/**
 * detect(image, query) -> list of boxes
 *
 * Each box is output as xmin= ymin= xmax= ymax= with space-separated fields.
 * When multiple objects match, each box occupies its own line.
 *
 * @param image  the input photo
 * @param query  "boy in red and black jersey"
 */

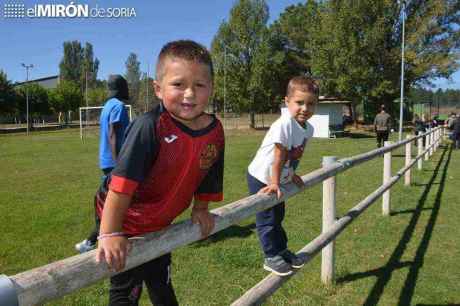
xmin=95 ymin=40 xmax=224 ymax=306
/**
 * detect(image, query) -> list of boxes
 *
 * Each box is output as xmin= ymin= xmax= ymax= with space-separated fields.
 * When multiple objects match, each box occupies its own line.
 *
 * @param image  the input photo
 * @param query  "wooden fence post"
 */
xmin=434 ymin=129 xmax=437 ymax=151
xmin=321 ymin=156 xmax=337 ymax=285
xmin=405 ymin=135 xmax=411 ymax=186
xmin=435 ymin=128 xmax=438 ymax=150
xmin=417 ymin=136 xmax=423 ymax=170
xmin=429 ymin=128 xmax=434 ymax=156
xmin=382 ymin=141 xmax=392 ymax=216
xmin=425 ymin=129 xmax=430 ymax=161
xmin=436 ymin=128 xmax=440 ymax=150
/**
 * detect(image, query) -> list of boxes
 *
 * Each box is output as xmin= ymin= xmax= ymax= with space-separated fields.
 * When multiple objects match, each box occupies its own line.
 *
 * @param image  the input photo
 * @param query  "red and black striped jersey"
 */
xmin=96 ymin=104 xmax=225 ymax=236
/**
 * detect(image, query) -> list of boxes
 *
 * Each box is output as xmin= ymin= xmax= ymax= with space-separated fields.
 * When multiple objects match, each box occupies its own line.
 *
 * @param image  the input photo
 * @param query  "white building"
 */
xmin=309 ymin=96 xmax=351 ymax=138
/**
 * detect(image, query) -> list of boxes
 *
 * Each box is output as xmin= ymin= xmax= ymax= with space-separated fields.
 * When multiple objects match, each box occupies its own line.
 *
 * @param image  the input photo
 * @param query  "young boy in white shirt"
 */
xmin=247 ymin=76 xmax=319 ymax=276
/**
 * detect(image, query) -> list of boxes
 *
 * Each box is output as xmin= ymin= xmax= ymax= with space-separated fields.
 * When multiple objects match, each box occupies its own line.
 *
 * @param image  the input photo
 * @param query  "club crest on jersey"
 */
xmin=200 ymin=144 xmax=218 ymax=170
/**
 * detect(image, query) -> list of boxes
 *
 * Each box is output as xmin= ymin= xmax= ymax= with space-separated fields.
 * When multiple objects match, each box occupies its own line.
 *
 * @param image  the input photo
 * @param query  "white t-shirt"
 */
xmin=248 ymin=108 xmax=314 ymax=185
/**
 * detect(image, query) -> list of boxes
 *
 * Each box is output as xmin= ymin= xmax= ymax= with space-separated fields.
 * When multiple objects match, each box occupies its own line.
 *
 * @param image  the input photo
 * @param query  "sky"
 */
xmin=1 ymin=0 xmax=458 ymax=91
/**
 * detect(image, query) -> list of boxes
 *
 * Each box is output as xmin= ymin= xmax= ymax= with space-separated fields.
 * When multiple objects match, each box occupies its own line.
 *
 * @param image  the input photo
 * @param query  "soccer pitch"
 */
xmin=0 ymin=129 xmax=458 ymax=305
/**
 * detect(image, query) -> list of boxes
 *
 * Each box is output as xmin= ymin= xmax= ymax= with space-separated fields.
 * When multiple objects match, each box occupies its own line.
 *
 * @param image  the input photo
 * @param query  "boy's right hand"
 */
xmin=96 ymin=236 xmax=131 ymax=272
xmin=258 ymin=183 xmax=283 ymax=199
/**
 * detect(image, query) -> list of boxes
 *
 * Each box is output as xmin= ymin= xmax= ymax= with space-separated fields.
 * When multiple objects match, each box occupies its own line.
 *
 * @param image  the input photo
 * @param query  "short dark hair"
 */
xmin=155 ymin=40 xmax=214 ymax=81
xmin=286 ymin=76 xmax=319 ymax=97
xmin=107 ymin=74 xmax=129 ymax=101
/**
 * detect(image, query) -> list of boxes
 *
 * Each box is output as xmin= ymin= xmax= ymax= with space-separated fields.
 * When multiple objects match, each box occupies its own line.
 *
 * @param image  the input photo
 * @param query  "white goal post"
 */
xmin=79 ymin=105 xmax=133 ymax=140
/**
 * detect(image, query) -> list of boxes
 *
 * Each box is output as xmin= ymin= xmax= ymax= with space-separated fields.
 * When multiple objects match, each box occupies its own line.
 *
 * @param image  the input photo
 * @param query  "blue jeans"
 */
xmin=247 ymin=172 xmax=287 ymax=258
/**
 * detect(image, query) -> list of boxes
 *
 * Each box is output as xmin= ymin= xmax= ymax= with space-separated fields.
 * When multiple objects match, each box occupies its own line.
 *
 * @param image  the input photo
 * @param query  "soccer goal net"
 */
xmin=79 ymin=105 xmax=133 ymax=141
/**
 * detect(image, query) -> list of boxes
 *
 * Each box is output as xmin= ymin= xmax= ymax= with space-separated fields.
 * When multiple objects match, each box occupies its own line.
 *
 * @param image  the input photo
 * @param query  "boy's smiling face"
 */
xmin=285 ymin=89 xmax=318 ymax=125
xmin=154 ymin=58 xmax=213 ymax=124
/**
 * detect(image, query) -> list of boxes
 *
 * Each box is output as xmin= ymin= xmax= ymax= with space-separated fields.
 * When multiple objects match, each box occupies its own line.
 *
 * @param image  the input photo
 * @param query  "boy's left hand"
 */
xmin=191 ymin=207 xmax=215 ymax=238
xmin=292 ymin=174 xmax=304 ymax=188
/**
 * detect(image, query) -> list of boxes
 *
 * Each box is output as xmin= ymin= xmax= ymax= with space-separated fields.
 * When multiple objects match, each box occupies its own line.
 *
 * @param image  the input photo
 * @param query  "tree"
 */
xmin=125 ymin=52 xmax=141 ymax=111
xmin=138 ymin=73 xmax=158 ymax=113
xmin=308 ymin=0 xmax=460 ymax=122
xmin=248 ymin=30 xmax=283 ymax=113
xmin=16 ymin=83 xmax=50 ymax=126
xmin=409 ymin=87 xmax=460 ymax=109
xmin=48 ymin=80 xmax=83 ymax=123
xmin=59 ymin=41 xmax=100 ymax=92
xmin=253 ymin=2 xmax=321 ymax=111
xmin=59 ymin=41 xmax=83 ymax=85
xmin=81 ymin=42 xmax=100 ymax=91
xmin=272 ymin=1 xmax=320 ymax=76
xmin=211 ymin=0 xmax=270 ymax=126
xmin=271 ymin=1 xmax=459 ymax=122
xmin=87 ymin=86 xmax=107 ymax=107
xmin=0 ymin=70 xmax=19 ymax=114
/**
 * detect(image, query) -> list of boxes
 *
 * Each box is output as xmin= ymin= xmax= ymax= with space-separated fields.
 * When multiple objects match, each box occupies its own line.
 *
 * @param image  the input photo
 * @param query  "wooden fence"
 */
xmin=0 ymin=127 xmax=443 ymax=306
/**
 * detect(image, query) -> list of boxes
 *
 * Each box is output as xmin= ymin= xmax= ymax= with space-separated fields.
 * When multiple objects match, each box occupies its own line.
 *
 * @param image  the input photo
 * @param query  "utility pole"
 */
xmin=145 ymin=62 xmax=149 ymax=113
xmin=398 ymin=0 xmax=406 ymax=141
xmin=21 ymin=63 xmax=33 ymax=136
xmin=224 ymin=45 xmax=227 ymax=116
xmin=85 ymin=69 xmax=89 ymax=128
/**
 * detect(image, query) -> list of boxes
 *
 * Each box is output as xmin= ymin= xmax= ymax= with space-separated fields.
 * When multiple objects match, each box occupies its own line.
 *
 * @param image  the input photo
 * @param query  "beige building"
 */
xmin=15 ymin=75 xmax=59 ymax=89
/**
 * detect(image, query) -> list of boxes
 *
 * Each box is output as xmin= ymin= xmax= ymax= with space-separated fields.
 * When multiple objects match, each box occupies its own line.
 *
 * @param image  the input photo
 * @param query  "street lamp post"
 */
xmin=217 ymin=41 xmax=228 ymax=116
xmin=21 ymin=63 xmax=33 ymax=136
xmin=398 ymin=0 xmax=406 ymax=141
xmin=224 ymin=45 xmax=227 ymax=116
xmin=145 ymin=62 xmax=150 ymax=113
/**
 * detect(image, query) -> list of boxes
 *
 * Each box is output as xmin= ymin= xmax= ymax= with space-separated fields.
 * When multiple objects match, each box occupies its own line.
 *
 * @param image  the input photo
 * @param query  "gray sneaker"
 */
xmin=75 ymin=239 xmax=96 ymax=253
xmin=263 ymin=255 xmax=293 ymax=276
xmin=281 ymin=249 xmax=304 ymax=268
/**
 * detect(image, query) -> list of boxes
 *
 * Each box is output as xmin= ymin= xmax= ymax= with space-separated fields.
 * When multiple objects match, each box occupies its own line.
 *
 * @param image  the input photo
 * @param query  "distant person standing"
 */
xmin=414 ymin=114 xmax=426 ymax=134
xmin=445 ymin=113 xmax=456 ymax=140
xmin=446 ymin=113 xmax=456 ymax=130
xmin=374 ymin=105 xmax=392 ymax=148
xmin=413 ymin=114 xmax=426 ymax=146
xmin=75 ymin=74 xmax=130 ymax=253
xmin=453 ymin=114 xmax=460 ymax=150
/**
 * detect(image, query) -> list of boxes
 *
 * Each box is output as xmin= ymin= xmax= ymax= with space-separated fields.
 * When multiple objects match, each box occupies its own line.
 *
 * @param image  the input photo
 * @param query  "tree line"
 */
xmin=1 ymin=0 xmax=459 ymax=124
xmin=211 ymin=0 xmax=459 ymax=125
xmin=0 ymin=41 xmax=156 ymax=123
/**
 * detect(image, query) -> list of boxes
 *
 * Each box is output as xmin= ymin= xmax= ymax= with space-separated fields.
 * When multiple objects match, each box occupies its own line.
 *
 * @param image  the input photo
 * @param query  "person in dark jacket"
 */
xmin=414 ymin=114 xmax=426 ymax=146
xmin=453 ymin=115 xmax=460 ymax=149
xmin=75 ymin=75 xmax=131 ymax=253
xmin=374 ymin=105 xmax=392 ymax=148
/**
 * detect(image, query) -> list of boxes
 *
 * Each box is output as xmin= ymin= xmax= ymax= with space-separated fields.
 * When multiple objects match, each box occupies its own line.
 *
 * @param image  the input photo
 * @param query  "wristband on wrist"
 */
xmin=97 ymin=232 xmax=126 ymax=240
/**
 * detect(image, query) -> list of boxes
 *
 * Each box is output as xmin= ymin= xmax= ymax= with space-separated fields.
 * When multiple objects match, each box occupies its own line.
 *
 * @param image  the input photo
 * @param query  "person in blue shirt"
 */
xmin=75 ymin=74 xmax=130 ymax=253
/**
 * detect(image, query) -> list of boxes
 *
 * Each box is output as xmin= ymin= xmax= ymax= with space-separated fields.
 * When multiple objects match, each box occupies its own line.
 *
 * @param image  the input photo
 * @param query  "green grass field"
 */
xmin=0 ymin=128 xmax=459 ymax=305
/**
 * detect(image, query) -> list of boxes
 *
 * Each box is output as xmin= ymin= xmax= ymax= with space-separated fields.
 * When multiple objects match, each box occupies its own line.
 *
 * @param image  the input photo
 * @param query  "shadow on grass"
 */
xmin=192 ymin=223 xmax=256 ymax=248
xmin=392 ymin=152 xmax=425 ymax=158
xmin=336 ymin=144 xmax=452 ymax=306
xmin=413 ymin=182 xmax=440 ymax=187
xmin=416 ymin=304 xmax=460 ymax=306
xmin=391 ymin=154 xmax=420 ymax=158
xmin=396 ymin=146 xmax=452 ymax=306
xmin=390 ymin=207 xmax=434 ymax=216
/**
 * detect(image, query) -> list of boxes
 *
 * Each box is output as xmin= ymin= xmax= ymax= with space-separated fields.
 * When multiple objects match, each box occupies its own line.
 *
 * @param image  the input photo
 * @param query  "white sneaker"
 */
xmin=75 ymin=239 xmax=96 ymax=253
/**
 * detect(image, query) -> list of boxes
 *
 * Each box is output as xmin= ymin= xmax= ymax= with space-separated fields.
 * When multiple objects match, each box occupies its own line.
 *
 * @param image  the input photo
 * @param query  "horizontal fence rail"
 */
xmin=0 ymin=127 xmax=443 ymax=306
xmin=231 ymin=130 xmax=440 ymax=306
